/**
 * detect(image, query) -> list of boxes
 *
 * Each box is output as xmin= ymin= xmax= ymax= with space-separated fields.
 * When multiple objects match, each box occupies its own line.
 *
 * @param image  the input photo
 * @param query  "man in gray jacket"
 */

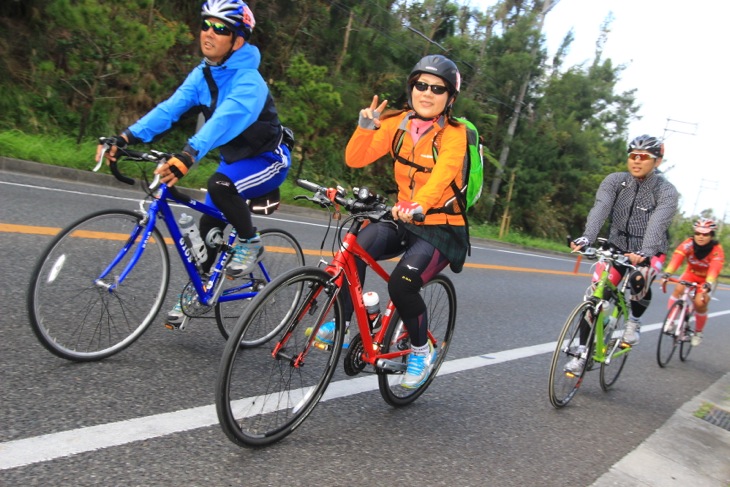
xmin=570 ymin=134 xmax=679 ymax=353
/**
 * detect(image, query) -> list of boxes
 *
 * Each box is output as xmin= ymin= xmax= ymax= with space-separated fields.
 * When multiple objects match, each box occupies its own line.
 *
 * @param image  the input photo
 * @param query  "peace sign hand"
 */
xmin=358 ymin=95 xmax=388 ymax=130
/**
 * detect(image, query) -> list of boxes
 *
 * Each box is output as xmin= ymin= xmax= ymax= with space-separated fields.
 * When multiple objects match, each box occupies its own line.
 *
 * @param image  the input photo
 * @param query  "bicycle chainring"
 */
xmin=343 ymin=334 xmax=367 ymax=376
xmin=181 ymin=281 xmax=213 ymax=317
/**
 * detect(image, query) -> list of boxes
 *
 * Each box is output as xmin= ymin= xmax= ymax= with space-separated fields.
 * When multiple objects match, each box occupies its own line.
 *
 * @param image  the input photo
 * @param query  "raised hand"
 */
xmin=358 ymin=95 xmax=388 ymax=130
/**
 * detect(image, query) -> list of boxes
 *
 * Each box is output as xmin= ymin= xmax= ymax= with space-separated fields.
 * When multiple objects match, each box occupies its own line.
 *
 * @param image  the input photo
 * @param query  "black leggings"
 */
xmin=343 ymin=221 xmax=449 ymax=347
xmin=196 ymin=173 xmax=256 ymax=273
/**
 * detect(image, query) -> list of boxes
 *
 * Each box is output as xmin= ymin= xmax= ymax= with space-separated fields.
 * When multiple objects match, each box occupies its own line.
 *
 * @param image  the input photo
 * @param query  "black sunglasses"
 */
xmin=413 ymin=81 xmax=449 ymax=95
xmin=201 ymin=19 xmax=233 ymax=36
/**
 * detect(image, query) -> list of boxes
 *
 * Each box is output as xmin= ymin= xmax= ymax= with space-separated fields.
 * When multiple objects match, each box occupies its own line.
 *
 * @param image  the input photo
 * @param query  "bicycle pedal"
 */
xmin=619 ymin=341 xmax=631 ymax=349
xmin=164 ymin=318 xmax=188 ymax=331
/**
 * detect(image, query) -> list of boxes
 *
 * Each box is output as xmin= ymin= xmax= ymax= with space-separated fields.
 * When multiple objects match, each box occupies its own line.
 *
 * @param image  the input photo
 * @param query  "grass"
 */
xmin=694 ymin=401 xmax=714 ymax=419
xmin=1 ymin=129 xmax=570 ymax=254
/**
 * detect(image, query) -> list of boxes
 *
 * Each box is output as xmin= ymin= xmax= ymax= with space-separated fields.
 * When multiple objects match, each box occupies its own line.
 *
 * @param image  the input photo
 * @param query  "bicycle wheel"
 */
xmin=215 ymin=229 xmax=305 ymax=345
xmin=216 ymin=267 xmax=344 ymax=447
xmin=377 ymin=274 xmax=457 ymax=407
xmin=679 ymin=312 xmax=693 ymax=361
xmin=657 ymin=302 xmax=682 ymax=367
xmin=599 ymin=302 xmax=628 ymax=390
xmin=28 ymin=210 xmax=170 ymax=361
xmin=548 ymin=301 xmax=594 ymax=408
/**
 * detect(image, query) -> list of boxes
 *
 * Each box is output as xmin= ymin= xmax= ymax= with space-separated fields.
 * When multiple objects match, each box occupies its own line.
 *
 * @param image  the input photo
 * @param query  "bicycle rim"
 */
xmin=215 ymin=228 xmax=305 ymax=345
xmin=216 ymin=267 xmax=344 ymax=447
xmin=549 ymin=301 xmax=593 ymax=408
xmin=377 ymin=274 xmax=457 ymax=407
xmin=27 ymin=210 xmax=169 ymax=361
xmin=599 ymin=306 xmax=628 ymax=391
xmin=657 ymin=302 xmax=681 ymax=368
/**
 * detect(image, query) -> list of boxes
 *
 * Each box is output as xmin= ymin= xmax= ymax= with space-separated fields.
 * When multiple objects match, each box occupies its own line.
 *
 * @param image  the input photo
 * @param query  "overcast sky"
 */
xmin=475 ymin=0 xmax=729 ymax=219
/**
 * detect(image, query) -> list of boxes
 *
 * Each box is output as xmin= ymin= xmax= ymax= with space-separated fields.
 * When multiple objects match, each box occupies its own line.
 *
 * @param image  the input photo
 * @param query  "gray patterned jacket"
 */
xmin=581 ymin=170 xmax=679 ymax=257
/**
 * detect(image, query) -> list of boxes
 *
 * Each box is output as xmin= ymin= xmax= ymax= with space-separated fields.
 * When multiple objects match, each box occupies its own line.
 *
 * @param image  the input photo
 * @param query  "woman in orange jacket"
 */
xmin=662 ymin=217 xmax=726 ymax=346
xmin=315 ymin=54 xmax=469 ymax=388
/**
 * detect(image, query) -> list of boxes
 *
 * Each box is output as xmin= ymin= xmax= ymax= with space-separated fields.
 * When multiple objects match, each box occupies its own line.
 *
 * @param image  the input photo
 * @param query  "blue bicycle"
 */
xmin=27 ymin=139 xmax=305 ymax=361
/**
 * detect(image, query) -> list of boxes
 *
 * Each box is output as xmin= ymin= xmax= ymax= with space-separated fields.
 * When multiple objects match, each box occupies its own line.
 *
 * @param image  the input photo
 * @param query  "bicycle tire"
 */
xmin=215 ymin=228 xmax=305 ymax=345
xmin=27 ymin=209 xmax=170 ymax=361
xmin=679 ymin=312 xmax=694 ymax=361
xmin=216 ymin=267 xmax=345 ymax=447
xmin=657 ymin=302 xmax=682 ymax=367
xmin=599 ymin=301 xmax=628 ymax=390
xmin=548 ymin=301 xmax=594 ymax=408
xmin=377 ymin=274 xmax=457 ymax=407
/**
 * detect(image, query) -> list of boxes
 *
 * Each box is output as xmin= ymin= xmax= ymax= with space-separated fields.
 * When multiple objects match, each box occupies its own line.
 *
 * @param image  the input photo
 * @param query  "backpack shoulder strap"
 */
xmin=392 ymin=114 xmax=433 ymax=174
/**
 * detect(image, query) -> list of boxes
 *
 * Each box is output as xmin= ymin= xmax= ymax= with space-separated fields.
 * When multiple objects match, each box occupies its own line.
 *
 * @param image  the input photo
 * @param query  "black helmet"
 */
xmin=406 ymin=54 xmax=461 ymax=110
xmin=628 ymin=134 xmax=664 ymax=158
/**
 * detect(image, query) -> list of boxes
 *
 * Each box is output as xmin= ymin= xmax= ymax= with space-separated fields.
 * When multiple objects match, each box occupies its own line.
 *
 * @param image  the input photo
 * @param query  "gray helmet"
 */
xmin=406 ymin=54 xmax=461 ymax=110
xmin=201 ymin=0 xmax=255 ymax=39
xmin=628 ymin=134 xmax=664 ymax=158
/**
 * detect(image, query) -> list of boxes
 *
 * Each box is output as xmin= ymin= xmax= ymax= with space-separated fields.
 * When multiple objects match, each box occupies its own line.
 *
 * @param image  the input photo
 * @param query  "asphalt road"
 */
xmin=1 ymin=169 xmax=729 ymax=486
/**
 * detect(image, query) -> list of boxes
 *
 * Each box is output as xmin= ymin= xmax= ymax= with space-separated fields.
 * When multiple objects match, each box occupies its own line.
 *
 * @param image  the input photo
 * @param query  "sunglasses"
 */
xmin=694 ymin=232 xmax=711 ymax=236
xmin=413 ymin=81 xmax=449 ymax=95
xmin=201 ymin=19 xmax=232 ymax=36
xmin=628 ymin=152 xmax=657 ymax=162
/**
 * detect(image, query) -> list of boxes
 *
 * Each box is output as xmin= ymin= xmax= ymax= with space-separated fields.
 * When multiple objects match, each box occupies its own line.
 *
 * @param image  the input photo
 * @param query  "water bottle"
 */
xmin=178 ymin=213 xmax=207 ymax=263
xmin=604 ymin=314 xmax=617 ymax=331
xmin=363 ymin=291 xmax=381 ymax=331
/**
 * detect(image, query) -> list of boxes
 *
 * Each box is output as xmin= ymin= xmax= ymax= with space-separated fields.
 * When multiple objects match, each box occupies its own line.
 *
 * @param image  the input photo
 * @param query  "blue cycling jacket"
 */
xmin=126 ymin=43 xmax=281 ymax=163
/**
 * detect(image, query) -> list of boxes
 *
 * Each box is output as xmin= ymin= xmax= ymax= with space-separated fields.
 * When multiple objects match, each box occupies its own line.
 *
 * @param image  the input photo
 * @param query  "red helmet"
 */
xmin=693 ymin=217 xmax=717 ymax=234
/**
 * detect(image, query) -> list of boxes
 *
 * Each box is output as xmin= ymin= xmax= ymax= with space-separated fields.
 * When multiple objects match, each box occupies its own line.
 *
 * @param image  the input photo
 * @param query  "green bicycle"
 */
xmin=549 ymin=239 xmax=636 ymax=408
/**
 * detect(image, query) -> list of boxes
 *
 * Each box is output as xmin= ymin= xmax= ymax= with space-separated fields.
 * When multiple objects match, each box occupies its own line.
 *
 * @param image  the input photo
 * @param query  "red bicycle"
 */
xmin=215 ymin=179 xmax=457 ymax=447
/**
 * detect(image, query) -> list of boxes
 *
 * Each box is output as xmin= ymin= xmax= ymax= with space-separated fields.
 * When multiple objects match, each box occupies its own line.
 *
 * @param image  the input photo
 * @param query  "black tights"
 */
xmin=340 ymin=221 xmax=448 ymax=347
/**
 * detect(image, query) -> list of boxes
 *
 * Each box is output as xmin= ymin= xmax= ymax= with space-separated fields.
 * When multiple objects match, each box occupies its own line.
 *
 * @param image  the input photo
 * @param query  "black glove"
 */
xmin=110 ymin=135 xmax=128 ymax=148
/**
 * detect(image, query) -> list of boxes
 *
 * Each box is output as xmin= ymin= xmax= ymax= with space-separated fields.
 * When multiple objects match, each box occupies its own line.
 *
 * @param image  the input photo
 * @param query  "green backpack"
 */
xmin=392 ymin=116 xmax=484 ymax=215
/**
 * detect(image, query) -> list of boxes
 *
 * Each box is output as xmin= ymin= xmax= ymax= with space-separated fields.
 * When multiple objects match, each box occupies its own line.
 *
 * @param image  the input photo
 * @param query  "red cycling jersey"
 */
xmin=664 ymin=237 xmax=725 ymax=285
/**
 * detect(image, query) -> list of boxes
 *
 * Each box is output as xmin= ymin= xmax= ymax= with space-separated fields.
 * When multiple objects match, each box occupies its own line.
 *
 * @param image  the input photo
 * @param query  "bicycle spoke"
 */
xmin=216 ymin=229 xmax=305 ymax=345
xmin=378 ymin=274 xmax=457 ymax=407
xmin=549 ymin=301 xmax=593 ymax=408
xmin=657 ymin=302 xmax=682 ymax=367
xmin=28 ymin=210 xmax=169 ymax=361
xmin=216 ymin=268 xmax=344 ymax=447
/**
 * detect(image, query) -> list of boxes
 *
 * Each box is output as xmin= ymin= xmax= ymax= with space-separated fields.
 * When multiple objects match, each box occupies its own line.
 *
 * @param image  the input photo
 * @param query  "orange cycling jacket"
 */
xmin=345 ymin=112 xmax=467 ymax=226
xmin=665 ymin=237 xmax=726 ymax=285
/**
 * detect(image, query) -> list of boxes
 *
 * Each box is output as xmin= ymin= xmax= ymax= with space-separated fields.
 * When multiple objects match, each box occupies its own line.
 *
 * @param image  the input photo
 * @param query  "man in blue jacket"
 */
xmin=98 ymin=0 xmax=291 ymax=326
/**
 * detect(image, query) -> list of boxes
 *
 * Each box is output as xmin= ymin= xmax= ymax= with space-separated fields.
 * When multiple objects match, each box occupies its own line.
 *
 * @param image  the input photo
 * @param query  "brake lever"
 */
xmin=148 ymin=162 xmax=163 ymax=190
xmin=92 ymin=144 xmax=108 ymax=172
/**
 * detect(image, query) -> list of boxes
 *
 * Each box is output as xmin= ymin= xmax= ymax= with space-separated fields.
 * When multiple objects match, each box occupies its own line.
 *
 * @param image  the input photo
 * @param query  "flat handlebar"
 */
xmin=296 ymin=178 xmax=425 ymax=222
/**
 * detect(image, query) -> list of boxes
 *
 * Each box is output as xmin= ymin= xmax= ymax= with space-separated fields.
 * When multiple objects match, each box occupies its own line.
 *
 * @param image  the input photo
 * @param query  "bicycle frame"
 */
xmin=284 ymin=215 xmax=437 ymax=372
xmin=95 ymin=183 xmax=266 ymax=307
xmin=585 ymin=253 xmax=632 ymax=365
xmin=665 ymin=279 xmax=697 ymax=338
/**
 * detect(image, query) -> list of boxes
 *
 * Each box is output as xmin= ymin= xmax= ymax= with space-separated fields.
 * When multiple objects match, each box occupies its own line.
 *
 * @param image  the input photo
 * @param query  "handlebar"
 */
xmin=295 ymin=178 xmax=425 ymax=222
xmin=661 ymin=277 xmax=699 ymax=294
xmin=95 ymin=137 xmax=170 ymax=188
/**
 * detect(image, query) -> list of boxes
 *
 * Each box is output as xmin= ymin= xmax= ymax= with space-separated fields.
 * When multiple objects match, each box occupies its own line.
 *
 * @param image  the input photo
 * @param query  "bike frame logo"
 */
xmin=179 ymin=236 xmax=194 ymax=264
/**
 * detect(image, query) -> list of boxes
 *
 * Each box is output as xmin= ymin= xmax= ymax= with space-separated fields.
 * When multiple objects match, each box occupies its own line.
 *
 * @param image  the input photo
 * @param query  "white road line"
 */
xmin=0 ymin=180 xmax=329 ymax=228
xmin=3 ymin=310 xmax=729 ymax=471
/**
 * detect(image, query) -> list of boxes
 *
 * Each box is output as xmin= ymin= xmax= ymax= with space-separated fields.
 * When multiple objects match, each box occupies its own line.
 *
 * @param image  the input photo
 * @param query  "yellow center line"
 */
xmin=2 ymin=222 xmax=590 ymax=276
xmin=11 ymin=223 xmax=729 ymax=286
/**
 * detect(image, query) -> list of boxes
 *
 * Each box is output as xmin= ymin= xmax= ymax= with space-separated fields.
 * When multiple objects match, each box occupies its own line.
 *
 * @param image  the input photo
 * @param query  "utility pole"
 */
xmin=485 ymin=0 xmax=558 ymax=221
